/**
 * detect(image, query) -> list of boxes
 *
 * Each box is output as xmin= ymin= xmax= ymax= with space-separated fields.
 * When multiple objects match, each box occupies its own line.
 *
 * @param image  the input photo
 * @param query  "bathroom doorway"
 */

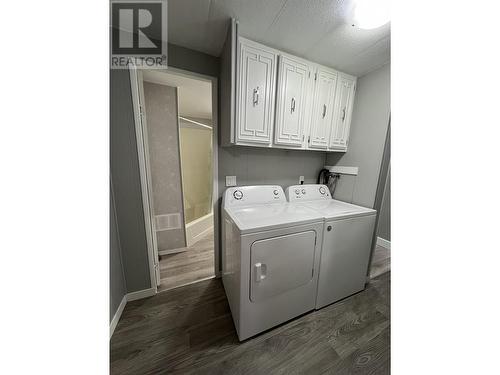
xmin=138 ymin=68 xmax=218 ymax=292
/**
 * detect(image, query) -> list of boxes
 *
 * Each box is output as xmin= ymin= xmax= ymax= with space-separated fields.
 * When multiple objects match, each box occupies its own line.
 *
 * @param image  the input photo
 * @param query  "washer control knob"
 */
xmin=273 ymin=189 xmax=279 ymax=196
xmin=295 ymin=189 xmax=300 ymax=195
xmin=233 ymin=190 xmax=243 ymax=200
xmin=319 ymin=186 xmax=326 ymax=195
xmin=301 ymin=189 xmax=306 ymax=194
xmin=327 ymin=225 xmax=332 ymax=231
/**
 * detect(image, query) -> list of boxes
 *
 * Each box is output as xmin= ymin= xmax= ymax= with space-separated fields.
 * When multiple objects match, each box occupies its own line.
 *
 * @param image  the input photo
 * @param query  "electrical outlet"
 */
xmin=226 ymin=176 xmax=237 ymax=187
xmin=299 ymin=176 xmax=305 ymax=184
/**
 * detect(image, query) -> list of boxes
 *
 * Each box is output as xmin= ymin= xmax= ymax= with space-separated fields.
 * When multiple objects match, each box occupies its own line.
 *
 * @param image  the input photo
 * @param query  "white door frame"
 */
xmin=129 ymin=64 xmax=160 ymax=292
xmin=129 ymin=65 xmax=221 ymax=289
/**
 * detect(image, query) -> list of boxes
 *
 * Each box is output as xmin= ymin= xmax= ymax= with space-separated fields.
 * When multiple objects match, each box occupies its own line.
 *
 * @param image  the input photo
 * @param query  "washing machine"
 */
xmin=222 ymin=185 xmax=324 ymax=341
xmin=286 ymin=184 xmax=377 ymax=309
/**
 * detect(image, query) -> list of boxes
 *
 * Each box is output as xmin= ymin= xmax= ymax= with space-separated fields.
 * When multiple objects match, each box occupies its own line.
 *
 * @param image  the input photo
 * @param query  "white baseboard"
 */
xmin=159 ymin=247 xmax=187 ymax=256
xmin=110 ymin=287 xmax=157 ymax=338
xmin=186 ymin=213 xmax=213 ymax=247
xmin=377 ymin=236 xmax=391 ymax=250
xmin=158 ymin=276 xmax=216 ymax=293
xmin=126 ymin=287 xmax=156 ymax=302
xmin=110 ymin=295 xmax=127 ymax=338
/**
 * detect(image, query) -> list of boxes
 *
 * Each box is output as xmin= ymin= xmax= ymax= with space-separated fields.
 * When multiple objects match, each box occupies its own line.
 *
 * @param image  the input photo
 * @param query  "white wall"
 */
xmin=326 ymin=63 xmax=391 ymax=208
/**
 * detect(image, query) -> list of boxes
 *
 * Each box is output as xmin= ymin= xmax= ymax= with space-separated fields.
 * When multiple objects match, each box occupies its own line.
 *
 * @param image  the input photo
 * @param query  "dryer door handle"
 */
xmin=254 ymin=262 xmax=267 ymax=282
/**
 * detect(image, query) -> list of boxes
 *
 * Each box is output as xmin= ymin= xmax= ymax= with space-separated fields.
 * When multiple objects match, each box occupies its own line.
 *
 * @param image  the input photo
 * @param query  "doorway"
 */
xmin=135 ymin=68 xmax=218 ymax=293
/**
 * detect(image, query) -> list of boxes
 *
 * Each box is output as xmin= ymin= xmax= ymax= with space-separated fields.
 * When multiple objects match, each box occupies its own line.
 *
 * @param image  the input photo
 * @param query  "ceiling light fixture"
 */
xmin=353 ymin=0 xmax=390 ymax=29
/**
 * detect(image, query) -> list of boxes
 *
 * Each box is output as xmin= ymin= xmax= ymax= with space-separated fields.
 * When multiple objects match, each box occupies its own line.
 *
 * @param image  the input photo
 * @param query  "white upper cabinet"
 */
xmin=329 ymin=74 xmax=356 ymax=151
xmin=274 ymin=54 xmax=313 ymax=148
xmin=235 ymin=38 xmax=277 ymax=146
xmin=308 ymin=67 xmax=338 ymax=150
xmin=220 ymin=31 xmax=357 ymax=152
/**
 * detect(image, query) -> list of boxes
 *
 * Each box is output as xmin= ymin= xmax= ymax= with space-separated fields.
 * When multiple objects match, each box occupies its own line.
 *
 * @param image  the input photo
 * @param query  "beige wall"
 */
xmin=179 ymin=119 xmax=213 ymax=223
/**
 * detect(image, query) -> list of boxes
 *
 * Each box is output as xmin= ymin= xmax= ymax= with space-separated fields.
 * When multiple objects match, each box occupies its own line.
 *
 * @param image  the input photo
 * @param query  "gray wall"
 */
xmin=168 ymin=43 xmax=220 ymax=78
xmin=326 ymin=63 xmax=391 ymax=208
xmin=218 ymin=146 xmax=326 ymax=195
xmin=110 ymin=69 xmax=151 ymax=292
xmin=377 ymin=165 xmax=391 ymax=241
xmin=110 ymin=182 xmax=127 ymax=322
xmin=143 ymin=82 xmax=186 ymax=251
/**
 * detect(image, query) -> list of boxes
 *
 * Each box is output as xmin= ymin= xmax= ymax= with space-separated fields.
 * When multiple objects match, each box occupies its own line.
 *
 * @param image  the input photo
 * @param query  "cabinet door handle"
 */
xmin=253 ymin=87 xmax=259 ymax=106
xmin=322 ymin=104 xmax=327 ymax=118
xmin=291 ymin=97 xmax=296 ymax=113
xmin=342 ymin=107 xmax=346 ymax=121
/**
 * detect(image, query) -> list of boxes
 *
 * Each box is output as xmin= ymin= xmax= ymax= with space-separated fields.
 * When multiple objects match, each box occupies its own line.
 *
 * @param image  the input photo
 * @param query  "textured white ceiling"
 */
xmin=168 ymin=0 xmax=390 ymax=76
xmin=143 ymin=70 xmax=212 ymax=120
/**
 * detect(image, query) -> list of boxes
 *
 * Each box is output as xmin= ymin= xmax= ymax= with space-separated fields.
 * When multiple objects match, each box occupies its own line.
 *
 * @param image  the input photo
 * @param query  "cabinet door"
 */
xmin=236 ymin=39 xmax=277 ymax=145
xmin=330 ymin=75 xmax=356 ymax=150
xmin=316 ymin=215 xmax=376 ymax=308
xmin=308 ymin=68 xmax=337 ymax=149
xmin=274 ymin=55 xmax=312 ymax=147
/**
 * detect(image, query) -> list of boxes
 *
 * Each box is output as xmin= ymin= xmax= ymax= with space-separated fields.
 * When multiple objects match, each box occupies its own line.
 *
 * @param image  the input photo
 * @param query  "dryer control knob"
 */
xmin=301 ymin=189 xmax=306 ymax=194
xmin=233 ymin=190 xmax=243 ymax=200
xmin=327 ymin=225 xmax=332 ymax=231
xmin=319 ymin=186 xmax=326 ymax=195
xmin=294 ymin=189 xmax=300 ymax=195
xmin=273 ymin=189 xmax=279 ymax=196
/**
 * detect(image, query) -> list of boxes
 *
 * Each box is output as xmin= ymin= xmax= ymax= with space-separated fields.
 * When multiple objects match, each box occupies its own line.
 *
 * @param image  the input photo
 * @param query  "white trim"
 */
xmin=211 ymin=75 xmax=220 ymax=277
xmin=158 ymin=276 xmax=216 ymax=293
xmin=110 ymin=295 xmax=127 ymax=338
xmin=126 ymin=287 xmax=156 ymax=302
xmin=109 ymin=287 xmax=157 ymax=338
xmin=138 ymin=69 xmax=162 ymax=288
xmin=130 ymin=65 xmax=160 ymax=290
xmin=377 ymin=236 xmax=391 ymax=250
xmin=158 ymin=247 xmax=187 ymax=256
xmin=185 ymin=212 xmax=213 ymax=247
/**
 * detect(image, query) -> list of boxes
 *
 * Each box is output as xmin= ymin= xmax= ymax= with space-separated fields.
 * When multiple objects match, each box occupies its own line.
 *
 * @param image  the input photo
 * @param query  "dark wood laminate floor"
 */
xmin=110 ymin=271 xmax=390 ymax=374
xmin=159 ymin=230 xmax=215 ymax=292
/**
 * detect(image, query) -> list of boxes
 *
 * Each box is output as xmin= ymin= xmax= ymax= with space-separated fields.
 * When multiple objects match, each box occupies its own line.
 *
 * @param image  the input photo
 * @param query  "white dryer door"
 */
xmin=250 ymin=230 xmax=316 ymax=302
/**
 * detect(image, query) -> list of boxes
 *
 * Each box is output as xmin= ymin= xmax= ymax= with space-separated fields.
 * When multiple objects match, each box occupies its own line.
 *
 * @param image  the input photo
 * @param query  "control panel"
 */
xmin=285 ymin=184 xmax=331 ymax=202
xmin=224 ymin=185 xmax=286 ymax=208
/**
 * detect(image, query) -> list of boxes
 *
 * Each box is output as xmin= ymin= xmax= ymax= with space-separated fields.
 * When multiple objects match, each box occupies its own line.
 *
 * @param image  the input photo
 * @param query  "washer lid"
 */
xmin=301 ymin=199 xmax=376 ymax=219
xmin=225 ymin=203 xmax=323 ymax=234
